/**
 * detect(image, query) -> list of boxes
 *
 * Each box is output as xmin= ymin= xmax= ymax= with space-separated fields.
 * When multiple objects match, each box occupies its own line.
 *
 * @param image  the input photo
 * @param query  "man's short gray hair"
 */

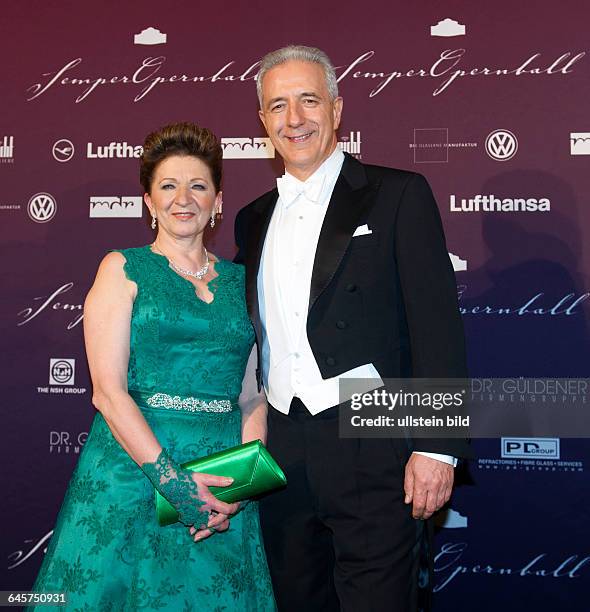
xmin=256 ymin=45 xmax=339 ymax=107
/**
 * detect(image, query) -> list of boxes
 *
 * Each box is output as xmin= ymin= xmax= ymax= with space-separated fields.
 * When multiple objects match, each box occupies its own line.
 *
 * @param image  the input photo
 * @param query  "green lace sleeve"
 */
xmin=141 ymin=448 xmax=209 ymax=527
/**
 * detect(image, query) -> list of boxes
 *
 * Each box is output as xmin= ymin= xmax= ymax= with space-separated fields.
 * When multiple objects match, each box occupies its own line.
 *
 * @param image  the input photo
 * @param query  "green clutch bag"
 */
xmin=155 ymin=440 xmax=287 ymax=526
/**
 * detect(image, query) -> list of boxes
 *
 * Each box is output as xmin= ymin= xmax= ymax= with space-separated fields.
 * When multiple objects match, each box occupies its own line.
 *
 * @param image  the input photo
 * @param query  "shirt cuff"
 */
xmin=413 ymin=451 xmax=458 ymax=467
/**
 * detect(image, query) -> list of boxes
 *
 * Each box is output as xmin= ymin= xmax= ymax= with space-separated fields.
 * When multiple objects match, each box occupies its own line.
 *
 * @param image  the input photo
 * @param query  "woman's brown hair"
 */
xmin=140 ymin=122 xmax=222 ymax=193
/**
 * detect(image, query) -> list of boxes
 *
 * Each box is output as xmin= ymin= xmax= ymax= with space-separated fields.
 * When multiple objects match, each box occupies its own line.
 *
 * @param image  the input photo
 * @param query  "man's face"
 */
xmin=258 ymin=60 xmax=343 ymax=181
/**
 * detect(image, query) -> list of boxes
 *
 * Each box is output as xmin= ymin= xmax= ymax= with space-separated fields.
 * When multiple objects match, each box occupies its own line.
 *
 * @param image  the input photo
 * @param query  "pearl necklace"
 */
xmin=153 ymin=244 xmax=210 ymax=280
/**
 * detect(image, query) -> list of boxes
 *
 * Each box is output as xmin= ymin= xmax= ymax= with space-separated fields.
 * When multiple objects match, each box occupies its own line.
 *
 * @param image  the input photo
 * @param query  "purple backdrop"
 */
xmin=2 ymin=1 xmax=589 ymax=610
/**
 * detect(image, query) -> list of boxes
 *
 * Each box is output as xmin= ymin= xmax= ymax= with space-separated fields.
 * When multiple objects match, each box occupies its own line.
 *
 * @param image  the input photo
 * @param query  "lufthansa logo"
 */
xmin=52 ymin=139 xmax=75 ymax=162
xmin=27 ymin=193 xmax=57 ymax=223
xmin=485 ymin=129 xmax=518 ymax=161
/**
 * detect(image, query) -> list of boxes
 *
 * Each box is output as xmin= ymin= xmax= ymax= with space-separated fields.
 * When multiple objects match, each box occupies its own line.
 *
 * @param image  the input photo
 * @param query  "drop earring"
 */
xmin=151 ymin=216 xmax=157 ymax=230
xmin=210 ymin=198 xmax=222 ymax=228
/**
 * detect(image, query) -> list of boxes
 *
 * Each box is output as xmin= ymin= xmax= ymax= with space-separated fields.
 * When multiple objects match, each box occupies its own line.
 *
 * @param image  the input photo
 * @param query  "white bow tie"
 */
xmin=276 ymin=172 xmax=326 ymax=207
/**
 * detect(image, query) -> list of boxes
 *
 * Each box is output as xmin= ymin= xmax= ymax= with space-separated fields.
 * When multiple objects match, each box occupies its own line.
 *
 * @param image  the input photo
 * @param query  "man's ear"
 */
xmin=333 ymin=97 xmax=344 ymax=131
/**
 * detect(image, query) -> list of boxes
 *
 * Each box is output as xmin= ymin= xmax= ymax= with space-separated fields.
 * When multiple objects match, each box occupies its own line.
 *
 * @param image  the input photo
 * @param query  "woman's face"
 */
xmin=144 ymin=155 xmax=221 ymax=240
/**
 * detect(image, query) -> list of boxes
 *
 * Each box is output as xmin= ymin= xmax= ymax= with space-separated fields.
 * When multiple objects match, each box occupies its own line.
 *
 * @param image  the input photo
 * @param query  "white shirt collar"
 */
xmin=276 ymin=146 xmax=345 ymax=207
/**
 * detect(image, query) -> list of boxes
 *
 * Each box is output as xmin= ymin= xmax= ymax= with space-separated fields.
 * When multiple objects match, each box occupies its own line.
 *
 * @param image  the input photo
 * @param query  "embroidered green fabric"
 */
xmin=141 ymin=448 xmax=209 ymax=527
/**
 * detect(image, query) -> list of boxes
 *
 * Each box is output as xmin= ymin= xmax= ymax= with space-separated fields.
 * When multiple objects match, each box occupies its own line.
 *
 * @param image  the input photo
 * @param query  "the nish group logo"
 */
xmin=49 ymin=358 xmax=75 ymax=386
xmin=38 ymin=357 xmax=86 ymax=395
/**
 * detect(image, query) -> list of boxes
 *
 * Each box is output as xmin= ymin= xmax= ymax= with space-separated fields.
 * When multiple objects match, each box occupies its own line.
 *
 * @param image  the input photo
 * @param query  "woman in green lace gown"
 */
xmin=30 ymin=123 xmax=276 ymax=611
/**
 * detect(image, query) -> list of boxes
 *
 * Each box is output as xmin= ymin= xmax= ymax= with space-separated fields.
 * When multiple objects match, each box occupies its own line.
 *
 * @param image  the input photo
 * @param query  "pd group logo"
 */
xmin=501 ymin=437 xmax=560 ymax=459
xmin=478 ymin=436 xmax=581 ymax=472
xmin=49 ymin=358 xmax=75 ymax=385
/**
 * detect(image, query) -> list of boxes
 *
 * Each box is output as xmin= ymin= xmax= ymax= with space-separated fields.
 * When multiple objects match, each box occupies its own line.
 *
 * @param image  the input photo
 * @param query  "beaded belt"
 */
xmin=129 ymin=390 xmax=234 ymax=414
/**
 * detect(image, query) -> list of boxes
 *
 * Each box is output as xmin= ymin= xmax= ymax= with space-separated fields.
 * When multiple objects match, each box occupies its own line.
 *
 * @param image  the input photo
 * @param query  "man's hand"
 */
xmin=403 ymin=453 xmax=454 ymax=519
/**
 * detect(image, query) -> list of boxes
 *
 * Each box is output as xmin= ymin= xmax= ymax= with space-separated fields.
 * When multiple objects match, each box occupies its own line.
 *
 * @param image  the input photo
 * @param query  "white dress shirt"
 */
xmin=257 ymin=146 xmax=456 ymax=466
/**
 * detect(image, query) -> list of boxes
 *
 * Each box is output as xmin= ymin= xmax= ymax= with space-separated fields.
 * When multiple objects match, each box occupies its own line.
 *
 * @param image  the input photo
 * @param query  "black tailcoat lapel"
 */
xmin=308 ymin=153 xmax=377 ymax=313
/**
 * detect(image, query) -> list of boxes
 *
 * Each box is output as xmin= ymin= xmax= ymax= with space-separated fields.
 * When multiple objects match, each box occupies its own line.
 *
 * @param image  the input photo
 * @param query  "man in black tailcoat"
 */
xmin=235 ymin=45 xmax=469 ymax=612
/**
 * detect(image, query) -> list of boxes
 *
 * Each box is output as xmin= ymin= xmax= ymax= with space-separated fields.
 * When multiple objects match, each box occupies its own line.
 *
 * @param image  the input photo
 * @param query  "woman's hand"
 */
xmin=187 ymin=471 xmax=240 ymax=542
xmin=188 ymin=511 xmax=231 ymax=542
xmin=190 ymin=471 xmax=240 ymax=518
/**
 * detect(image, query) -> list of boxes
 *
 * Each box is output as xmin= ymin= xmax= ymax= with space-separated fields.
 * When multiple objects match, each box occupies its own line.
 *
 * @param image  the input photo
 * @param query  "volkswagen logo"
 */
xmin=52 ymin=139 xmax=75 ymax=162
xmin=485 ymin=129 xmax=518 ymax=161
xmin=27 ymin=193 xmax=57 ymax=223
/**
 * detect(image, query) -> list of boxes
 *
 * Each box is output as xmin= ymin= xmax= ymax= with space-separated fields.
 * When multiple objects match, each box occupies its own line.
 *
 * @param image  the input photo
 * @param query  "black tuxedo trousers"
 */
xmin=259 ymin=399 xmax=431 ymax=612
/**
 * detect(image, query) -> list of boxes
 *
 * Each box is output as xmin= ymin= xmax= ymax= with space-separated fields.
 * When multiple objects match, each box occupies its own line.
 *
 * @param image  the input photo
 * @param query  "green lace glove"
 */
xmin=141 ymin=448 xmax=209 ymax=527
